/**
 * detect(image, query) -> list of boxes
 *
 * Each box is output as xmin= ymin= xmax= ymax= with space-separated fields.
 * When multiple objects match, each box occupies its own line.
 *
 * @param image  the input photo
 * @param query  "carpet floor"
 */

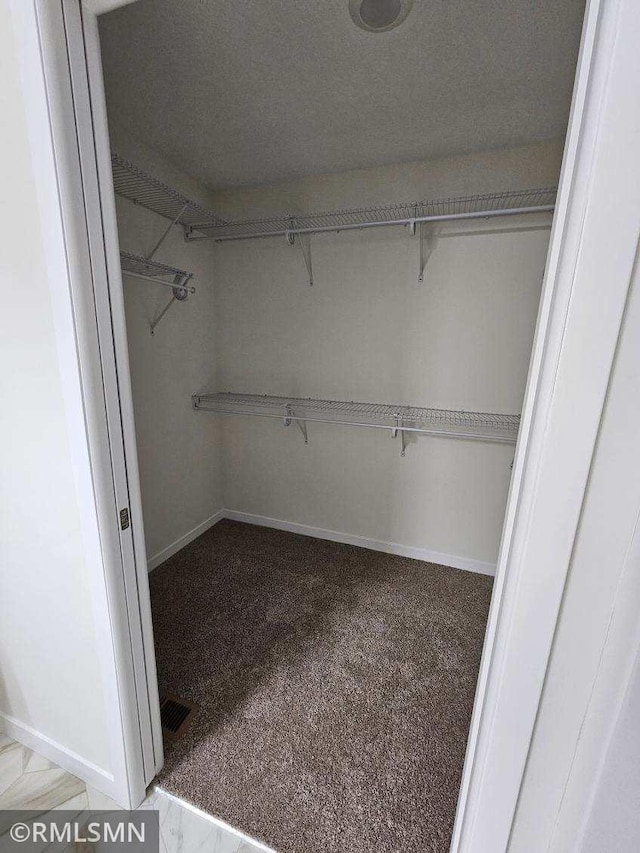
xmin=149 ymin=520 xmax=493 ymax=853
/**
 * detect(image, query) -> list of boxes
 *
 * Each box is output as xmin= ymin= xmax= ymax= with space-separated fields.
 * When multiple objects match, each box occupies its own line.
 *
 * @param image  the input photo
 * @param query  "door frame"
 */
xmin=27 ymin=0 xmax=163 ymax=807
xmin=26 ymin=0 xmax=639 ymax=843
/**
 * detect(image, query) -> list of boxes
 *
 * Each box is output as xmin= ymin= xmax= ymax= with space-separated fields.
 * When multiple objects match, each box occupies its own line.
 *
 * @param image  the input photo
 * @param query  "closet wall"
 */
xmin=211 ymin=140 xmax=562 ymax=569
xmin=112 ymin=140 xmax=223 ymax=568
xmin=114 ymin=138 xmax=561 ymax=572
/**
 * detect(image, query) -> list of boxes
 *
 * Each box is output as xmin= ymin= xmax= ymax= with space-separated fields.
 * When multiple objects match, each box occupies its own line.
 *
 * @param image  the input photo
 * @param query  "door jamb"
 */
xmin=32 ymin=0 xmax=163 ymax=806
xmin=60 ymin=0 xmax=163 ymax=783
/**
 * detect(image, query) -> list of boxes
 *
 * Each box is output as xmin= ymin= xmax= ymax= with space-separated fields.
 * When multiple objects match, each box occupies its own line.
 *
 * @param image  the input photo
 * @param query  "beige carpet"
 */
xmin=149 ymin=520 xmax=492 ymax=853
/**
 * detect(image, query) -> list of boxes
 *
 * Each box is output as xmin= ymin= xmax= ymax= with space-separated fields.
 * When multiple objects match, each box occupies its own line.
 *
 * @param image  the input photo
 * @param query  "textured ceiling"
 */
xmin=98 ymin=0 xmax=585 ymax=190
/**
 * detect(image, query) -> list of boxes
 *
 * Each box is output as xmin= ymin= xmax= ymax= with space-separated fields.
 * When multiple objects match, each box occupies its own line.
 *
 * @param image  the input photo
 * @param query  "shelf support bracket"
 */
xmin=392 ymin=416 xmax=408 ymax=457
xmin=295 ymin=417 xmax=308 ymax=444
xmin=418 ymin=222 xmax=437 ymax=284
xmin=287 ymin=225 xmax=313 ymax=287
xmin=147 ymin=202 xmax=189 ymax=260
xmin=283 ymin=404 xmax=308 ymax=444
xmin=150 ymin=273 xmax=190 ymax=335
xmin=409 ymin=217 xmax=437 ymax=284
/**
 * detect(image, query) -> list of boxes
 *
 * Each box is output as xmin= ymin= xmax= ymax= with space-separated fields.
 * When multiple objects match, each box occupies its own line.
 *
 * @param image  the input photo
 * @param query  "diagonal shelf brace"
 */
xmin=150 ymin=295 xmax=177 ymax=336
xmin=287 ymin=224 xmax=313 ymax=286
xmin=283 ymin=404 xmax=309 ymax=443
xmin=150 ymin=273 xmax=191 ymax=336
xmin=409 ymin=216 xmax=437 ymax=284
xmin=146 ymin=202 xmax=189 ymax=260
xmin=294 ymin=416 xmax=309 ymax=444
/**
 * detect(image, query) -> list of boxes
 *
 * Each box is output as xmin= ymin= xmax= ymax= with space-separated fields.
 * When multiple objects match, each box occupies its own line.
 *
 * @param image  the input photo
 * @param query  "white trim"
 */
xmin=147 ymin=508 xmax=496 ymax=575
xmin=78 ymin=2 xmax=163 ymax=784
xmin=222 ymin=510 xmax=496 ymax=576
xmin=0 ymin=712 xmax=114 ymax=792
xmin=154 ymin=787 xmax=277 ymax=853
xmin=147 ymin=511 xmax=226 ymax=572
xmin=59 ymin=0 xmax=155 ymax=786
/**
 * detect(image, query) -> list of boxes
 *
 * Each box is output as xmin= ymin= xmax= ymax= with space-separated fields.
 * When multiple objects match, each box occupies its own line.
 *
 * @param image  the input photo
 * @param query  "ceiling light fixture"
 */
xmin=348 ymin=0 xmax=414 ymax=33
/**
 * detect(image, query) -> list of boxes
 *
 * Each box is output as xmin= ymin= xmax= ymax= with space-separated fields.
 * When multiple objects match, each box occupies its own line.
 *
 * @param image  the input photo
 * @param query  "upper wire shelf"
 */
xmin=184 ymin=187 xmax=557 ymax=243
xmin=111 ymin=154 xmax=228 ymax=231
xmin=192 ymin=392 xmax=520 ymax=453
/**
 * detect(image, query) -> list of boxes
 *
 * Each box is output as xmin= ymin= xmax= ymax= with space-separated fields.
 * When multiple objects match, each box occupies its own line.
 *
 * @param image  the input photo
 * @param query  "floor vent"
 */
xmin=160 ymin=695 xmax=196 ymax=741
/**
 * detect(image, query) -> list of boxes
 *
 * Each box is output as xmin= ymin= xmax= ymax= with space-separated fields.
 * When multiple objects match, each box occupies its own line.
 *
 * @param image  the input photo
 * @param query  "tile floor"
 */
xmin=0 ymin=735 xmax=271 ymax=853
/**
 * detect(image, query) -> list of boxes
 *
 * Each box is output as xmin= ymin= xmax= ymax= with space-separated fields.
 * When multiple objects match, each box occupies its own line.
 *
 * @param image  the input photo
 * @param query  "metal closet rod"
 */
xmin=187 ymin=203 xmax=555 ymax=242
xmin=122 ymin=269 xmax=196 ymax=294
xmin=199 ymin=406 xmax=517 ymax=443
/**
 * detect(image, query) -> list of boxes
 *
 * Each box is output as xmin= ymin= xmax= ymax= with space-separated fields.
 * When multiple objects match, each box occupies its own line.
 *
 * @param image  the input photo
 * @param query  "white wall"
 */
xmin=113 ymin=182 xmax=222 ymax=565
xmin=0 ymin=2 xmax=110 ymax=771
xmin=211 ymin=142 xmax=560 ymax=567
xmin=110 ymin=137 xmax=560 ymax=571
xmin=212 ymin=140 xmax=563 ymax=217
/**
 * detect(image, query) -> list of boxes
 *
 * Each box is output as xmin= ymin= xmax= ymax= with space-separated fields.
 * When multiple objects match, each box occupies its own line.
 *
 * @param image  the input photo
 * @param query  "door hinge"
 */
xmin=119 ymin=507 xmax=130 ymax=531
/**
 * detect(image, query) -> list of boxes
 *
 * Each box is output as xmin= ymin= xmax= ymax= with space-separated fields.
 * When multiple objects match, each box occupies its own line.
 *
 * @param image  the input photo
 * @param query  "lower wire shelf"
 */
xmin=120 ymin=251 xmax=195 ymax=335
xmin=192 ymin=392 xmax=520 ymax=455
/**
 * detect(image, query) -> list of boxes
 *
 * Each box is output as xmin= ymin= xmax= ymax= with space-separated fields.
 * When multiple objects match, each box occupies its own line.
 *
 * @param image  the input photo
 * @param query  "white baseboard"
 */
xmin=0 ymin=711 xmax=115 ymax=792
xmin=147 ymin=509 xmax=225 ymax=572
xmin=223 ymin=510 xmax=496 ymax=577
xmin=147 ymin=507 xmax=495 ymax=577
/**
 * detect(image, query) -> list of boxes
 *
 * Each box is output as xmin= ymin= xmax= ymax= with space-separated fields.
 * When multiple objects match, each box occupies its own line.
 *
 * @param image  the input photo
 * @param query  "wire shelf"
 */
xmin=111 ymin=154 xmax=227 ymax=231
xmin=185 ymin=187 xmax=556 ymax=242
xmin=120 ymin=251 xmax=194 ymax=287
xmin=192 ymin=392 xmax=520 ymax=444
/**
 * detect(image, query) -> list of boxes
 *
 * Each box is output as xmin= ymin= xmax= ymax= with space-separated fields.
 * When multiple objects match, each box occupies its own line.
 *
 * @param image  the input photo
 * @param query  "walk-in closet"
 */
xmin=95 ymin=1 xmax=586 ymax=850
